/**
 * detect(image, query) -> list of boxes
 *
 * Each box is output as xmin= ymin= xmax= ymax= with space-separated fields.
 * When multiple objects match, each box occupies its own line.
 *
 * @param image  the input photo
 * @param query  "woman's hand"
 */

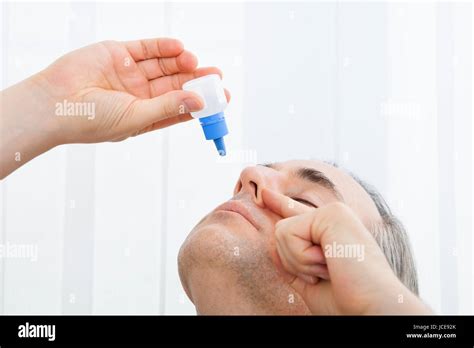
xmin=0 ymin=38 xmax=230 ymax=178
xmin=37 ymin=38 xmax=230 ymax=143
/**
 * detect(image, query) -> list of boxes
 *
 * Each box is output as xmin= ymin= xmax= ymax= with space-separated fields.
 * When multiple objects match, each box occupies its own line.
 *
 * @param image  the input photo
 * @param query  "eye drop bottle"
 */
xmin=182 ymin=74 xmax=229 ymax=156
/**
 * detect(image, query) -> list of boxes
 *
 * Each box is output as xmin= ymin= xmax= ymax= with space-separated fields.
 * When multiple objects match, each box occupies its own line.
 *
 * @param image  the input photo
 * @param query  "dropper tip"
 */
xmin=213 ymin=137 xmax=226 ymax=156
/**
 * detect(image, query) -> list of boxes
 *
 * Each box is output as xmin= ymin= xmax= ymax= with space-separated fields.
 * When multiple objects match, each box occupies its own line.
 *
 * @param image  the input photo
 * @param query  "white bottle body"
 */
xmin=182 ymin=74 xmax=227 ymax=118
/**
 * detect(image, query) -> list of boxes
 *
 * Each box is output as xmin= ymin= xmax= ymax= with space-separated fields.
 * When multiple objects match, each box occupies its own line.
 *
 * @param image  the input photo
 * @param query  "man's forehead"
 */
xmin=270 ymin=159 xmax=381 ymax=226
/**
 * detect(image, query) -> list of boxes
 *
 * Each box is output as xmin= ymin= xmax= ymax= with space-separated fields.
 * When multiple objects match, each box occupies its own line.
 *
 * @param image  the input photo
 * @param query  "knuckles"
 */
xmin=320 ymin=202 xmax=355 ymax=224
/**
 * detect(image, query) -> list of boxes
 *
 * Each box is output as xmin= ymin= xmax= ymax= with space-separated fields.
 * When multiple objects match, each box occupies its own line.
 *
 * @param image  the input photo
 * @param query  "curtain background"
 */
xmin=0 ymin=1 xmax=472 ymax=314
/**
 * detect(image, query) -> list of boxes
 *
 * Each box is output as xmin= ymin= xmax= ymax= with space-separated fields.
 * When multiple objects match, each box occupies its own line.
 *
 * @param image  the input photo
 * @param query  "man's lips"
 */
xmin=214 ymin=200 xmax=260 ymax=230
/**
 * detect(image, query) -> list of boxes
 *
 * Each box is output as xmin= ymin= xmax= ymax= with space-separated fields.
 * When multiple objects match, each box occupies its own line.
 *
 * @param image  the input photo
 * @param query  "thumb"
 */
xmin=129 ymin=90 xmax=204 ymax=130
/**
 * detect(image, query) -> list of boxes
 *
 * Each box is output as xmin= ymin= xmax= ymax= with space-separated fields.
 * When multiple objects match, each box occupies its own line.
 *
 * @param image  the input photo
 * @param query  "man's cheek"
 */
xmin=266 ymin=230 xmax=287 ymax=276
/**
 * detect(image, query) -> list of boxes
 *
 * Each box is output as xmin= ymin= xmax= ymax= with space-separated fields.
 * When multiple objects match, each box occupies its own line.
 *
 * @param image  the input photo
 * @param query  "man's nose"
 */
xmin=235 ymin=166 xmax=279 ymax=207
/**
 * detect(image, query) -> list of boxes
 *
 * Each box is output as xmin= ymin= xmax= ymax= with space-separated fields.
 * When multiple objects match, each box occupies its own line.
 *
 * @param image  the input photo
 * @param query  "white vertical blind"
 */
xmin=91 ymin=1 xmax=167 ymax=315
xmin=386 ymin=2 xmax=441 ymax=312
xmin=1 ymin=2 xmax=69 ymax=314
xmin=451 ymin=2 xmax=473 ymax=314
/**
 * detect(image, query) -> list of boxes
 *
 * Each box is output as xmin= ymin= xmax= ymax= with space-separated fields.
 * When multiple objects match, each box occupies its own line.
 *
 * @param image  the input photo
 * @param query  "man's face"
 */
xmin=178 ymin=160 xmax=380 ymax=314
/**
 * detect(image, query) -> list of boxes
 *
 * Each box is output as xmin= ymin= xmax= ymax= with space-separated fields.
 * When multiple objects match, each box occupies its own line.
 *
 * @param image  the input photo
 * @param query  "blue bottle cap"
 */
xmin=199 ymin=112 xmax=228 ymax=156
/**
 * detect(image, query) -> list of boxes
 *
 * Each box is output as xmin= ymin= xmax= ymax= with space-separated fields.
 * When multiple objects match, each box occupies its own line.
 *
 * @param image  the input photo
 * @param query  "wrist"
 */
xmin=29 ymin=71 xmax=65 ymax=147
xmin=0 ymin=73 xmax=61 ymax=178
xmin=366 ymin=280 xmax=433 ymax=315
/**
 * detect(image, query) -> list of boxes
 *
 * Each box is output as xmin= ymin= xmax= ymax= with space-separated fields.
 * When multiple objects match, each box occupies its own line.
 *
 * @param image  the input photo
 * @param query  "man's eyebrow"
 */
xmin=296 ymin=167 xmax=344 ymax=201
xmin=259 ymin=162 xmax=276 ymax=169
xmin=258 ymin=163 xmax=344 ymax=201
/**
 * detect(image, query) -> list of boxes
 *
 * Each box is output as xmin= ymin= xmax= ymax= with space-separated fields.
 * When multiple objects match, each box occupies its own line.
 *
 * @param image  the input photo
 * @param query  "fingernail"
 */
xmin=319 ymin=273 xmax=330 ymax=280
xmin=298 ymin=273 xmax=318 ymax=285
xmin=183 ymin=97 xmax=203 ymax=112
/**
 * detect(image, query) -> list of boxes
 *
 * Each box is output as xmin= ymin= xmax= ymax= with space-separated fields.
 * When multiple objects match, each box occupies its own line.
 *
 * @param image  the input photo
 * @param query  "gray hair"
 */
xmin=327 ymin=162 xmax=419 ymax=295
xmin=351 ymin=174 xmax=419 ymax=295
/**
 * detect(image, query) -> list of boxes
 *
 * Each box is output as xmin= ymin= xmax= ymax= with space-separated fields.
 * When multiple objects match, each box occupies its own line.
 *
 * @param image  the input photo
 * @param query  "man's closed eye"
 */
xmin=292 ymin=198 xmax=318 ymax=209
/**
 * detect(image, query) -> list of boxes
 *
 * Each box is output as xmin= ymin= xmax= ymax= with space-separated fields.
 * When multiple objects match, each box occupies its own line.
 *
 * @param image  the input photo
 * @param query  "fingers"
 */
xmin=288 ymin=276 xmax=333 ymax=314
xmin=262 ymin=188 xmax=312 ymax=218
xmin=148 ymin=66 xmax=224 ymax=97
xmin=274 ymin=202 xmax=399 ymax=315
xmin=133 ymin=87 xmax=228 ymax=134
xmin=275 ymin=202 xmax=388 ymax=282
xmin=135 ymin=113 xmax=194 ymax=135
xmin=264 ymin=188 xmax=325 ymax=280
xmin=295 ymin=274 xmax=319 ymax=286
xmin=123 ymin=38 xmax=184 ymax=61
xmin=128 ymin=90 xmax=204 ymax=131
xmin=275 ymin=212 xmax=328 ymax=280
xmin=307 ymin=202 xmax=371 ymax=248
xmin=288 ymin=275 xmax=315 ymax=295
xmin=119 ymin=38 xmax=230 ymax=105
xmin=137 ymin=50 xmax=198 ymax=80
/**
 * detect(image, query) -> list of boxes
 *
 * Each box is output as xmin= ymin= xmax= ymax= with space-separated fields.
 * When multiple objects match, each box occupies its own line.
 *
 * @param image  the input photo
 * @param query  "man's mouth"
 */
xmin=214 ymin=200 xmax=260 ymax=230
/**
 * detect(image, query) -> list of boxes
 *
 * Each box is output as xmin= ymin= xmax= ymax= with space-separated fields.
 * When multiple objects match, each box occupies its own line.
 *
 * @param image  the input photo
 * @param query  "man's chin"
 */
xmin=179 ymin=214 xmax=251 ymax=272
xmin=178 ymin=213 xmax=312 ymax=315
